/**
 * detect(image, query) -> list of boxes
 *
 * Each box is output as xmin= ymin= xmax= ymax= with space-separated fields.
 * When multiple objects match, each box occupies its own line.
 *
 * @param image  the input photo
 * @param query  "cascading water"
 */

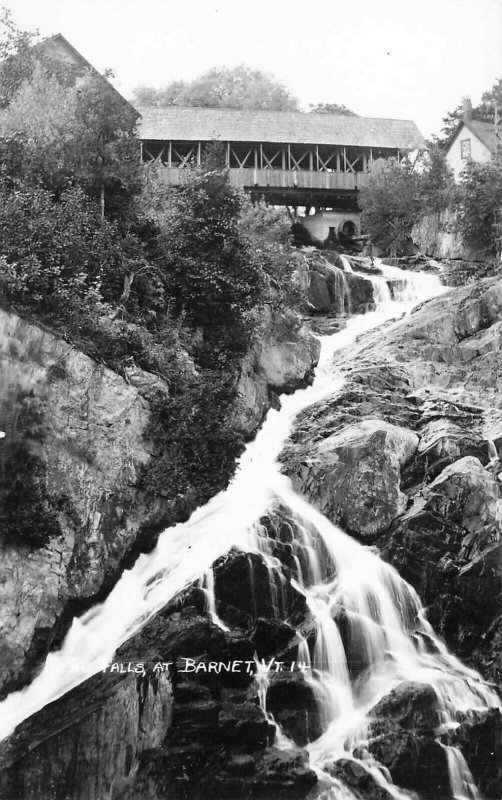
xmin=0 ymin=262 xmax=498 ymax=800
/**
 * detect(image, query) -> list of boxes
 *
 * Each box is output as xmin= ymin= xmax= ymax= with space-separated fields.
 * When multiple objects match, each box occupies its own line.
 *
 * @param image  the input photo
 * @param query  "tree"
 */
xmin=417 ymin=146 xmax=457 ymax=213
xmin=0 ymin=6 xmax=37 ymax=108
xmin=72 ymin=71 xmax=142 ymax=221
xmin=132 ymin=65 xmax=299 ymax=111
xmin=360 ymin=158 xmax=421 ymax=255
xmin=1 ymin=66 xmax=143 ymax=221
xmin=308 ymin=102 xmax=357 ymax=116
xmin=434 ymin=77 xmax=502 ymax=148
xmin=144 ymin=160 xmax=266 ymax=331
xmin=456 ymin=156 xmax=502 ymax=257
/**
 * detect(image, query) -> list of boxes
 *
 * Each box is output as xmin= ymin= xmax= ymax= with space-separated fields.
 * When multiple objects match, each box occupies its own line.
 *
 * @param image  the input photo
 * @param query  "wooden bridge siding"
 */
xmin=155 ymin=167 xmax=370 ymax=191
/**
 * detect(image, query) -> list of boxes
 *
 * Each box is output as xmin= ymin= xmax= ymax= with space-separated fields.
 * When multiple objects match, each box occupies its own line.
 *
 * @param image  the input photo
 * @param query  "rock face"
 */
xmin=283 ymin=276 xmax=502 ymax=687
xmin=228 ymin=306 xmax=321 ymax=437
xmin=367 ymin=682 xmax=450 ymax=794
xmin=411 ymin=208 xmax=481 ymax=261
xmin=0 ymin=310 xmax=157 ymax=698
xmin=0 ymin=671 xmax=173 ymax=800
xmin=285 ymin=419 xmax=418 ymax=538
xmin=0 ymin=302 xmax=319 ymax=703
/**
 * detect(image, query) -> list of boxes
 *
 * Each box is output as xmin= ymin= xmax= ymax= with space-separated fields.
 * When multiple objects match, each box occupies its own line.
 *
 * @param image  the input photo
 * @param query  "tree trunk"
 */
xmin=100 ymin=182 xmax=105 ymax=224
xmin=120 ymin=273 xmax=134 ymax=304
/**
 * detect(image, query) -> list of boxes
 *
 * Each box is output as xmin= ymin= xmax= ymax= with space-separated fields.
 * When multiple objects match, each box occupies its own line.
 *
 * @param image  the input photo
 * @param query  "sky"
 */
xmin=7 ymin=0 xmax=502 ymax=139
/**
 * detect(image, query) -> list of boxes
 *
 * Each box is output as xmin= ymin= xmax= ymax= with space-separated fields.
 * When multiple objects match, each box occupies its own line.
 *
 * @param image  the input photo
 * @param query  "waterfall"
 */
xmin=0 ymin=265 xmax=496 ymax=800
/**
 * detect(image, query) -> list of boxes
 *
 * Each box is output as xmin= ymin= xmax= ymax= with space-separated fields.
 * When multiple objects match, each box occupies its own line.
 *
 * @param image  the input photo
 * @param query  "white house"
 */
xmin=446 ymin=98 xmax=500 ymax=180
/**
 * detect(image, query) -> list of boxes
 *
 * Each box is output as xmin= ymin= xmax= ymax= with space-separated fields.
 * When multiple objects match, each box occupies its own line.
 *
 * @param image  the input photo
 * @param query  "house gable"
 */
xmin=446 ymin=121 xmax=495 ymax=180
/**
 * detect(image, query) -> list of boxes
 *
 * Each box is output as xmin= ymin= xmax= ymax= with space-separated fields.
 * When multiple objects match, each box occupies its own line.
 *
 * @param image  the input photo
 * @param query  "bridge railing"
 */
xmin=153 ymin=167 xmax=370 ymax=191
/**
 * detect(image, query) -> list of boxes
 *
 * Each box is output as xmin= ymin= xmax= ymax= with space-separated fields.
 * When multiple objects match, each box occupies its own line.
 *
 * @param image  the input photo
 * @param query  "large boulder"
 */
xmin=229 ymin=307 xmax=320 ymax=437
xmin=286 ymin=419 xmax=419 ymax=538
xmin=411 ymin=208 xmax=482 ymax=262
xmin=367 ymin=682 xmax=449 ymax=793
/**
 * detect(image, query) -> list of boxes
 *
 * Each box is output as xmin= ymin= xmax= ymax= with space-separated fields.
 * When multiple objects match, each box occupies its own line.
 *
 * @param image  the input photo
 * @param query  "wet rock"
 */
xmin=0 ymin=671 xmax=172 ymax=800
xmin=308 ymin=271 xmax=332 ymax=312
xmin=370 ymin=682 xmax=441 ymax=731
xmin=267 ymin=673 xmax=322 ymax=745
xmin=214 ymin=551 xmax=307 ymax=624
xmin=252 ymin=747 xmax=317 ymax=794
xmin=249 ymin=618 xmax=297 ymax=658
xmin=367 ymin=730 xmax=450 ymax=793
xmin=286 ymin=419 xmax=418 ymax=538
xmin=218 ymin=703 xmax=275 ymax=750
xmin=345 ymin=271 xmax=375 ymax=313
xmin=326 ymin=758 xmax=394 ymax=800
xmin=450 ymin=707 xmax=502 ymax=798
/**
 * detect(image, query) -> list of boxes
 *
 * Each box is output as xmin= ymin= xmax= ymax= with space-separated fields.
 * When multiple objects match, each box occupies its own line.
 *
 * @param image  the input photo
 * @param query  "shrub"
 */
xmin=360 ymin=158 xmax=421 ymax=255
xmin=456 ymin=157 xmax=502 ymax=257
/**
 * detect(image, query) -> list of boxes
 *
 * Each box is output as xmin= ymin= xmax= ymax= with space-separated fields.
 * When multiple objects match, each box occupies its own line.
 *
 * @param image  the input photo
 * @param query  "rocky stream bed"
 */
xmin=0 ymin=256 xmax=501 ymax=800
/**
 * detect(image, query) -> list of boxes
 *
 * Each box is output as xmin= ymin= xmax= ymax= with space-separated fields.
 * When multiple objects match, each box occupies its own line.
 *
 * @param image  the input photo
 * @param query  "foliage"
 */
xmin=145 ymin=165 xmax=266 ymax=333
xmin=0 ymin=66 xmax=143 ymax=217
xmin=456 ymin=156 xmax=502 ymax=256
xmin=308 ymin=102 xmax=357 ymax=116
xmin=0 ymin=185 xmax=127 ymax=313
xmin=0 ymin=391 xmax=65 ymax=547
xmin=238 ymin=196 xmax=291 ymax=247
xmin=0 ymin=6 xmax=37 ymax=107
xmin=417 ymin=146 xmax=457 ymax=213
xmin=71 ymin=71 xmax=142 ymax=218
xmin=434 ymin=77 xmax=502 ymax=148
xmin=0 ymin=14 xmax=308 ymax=545
xmin=360 ymin=158 xmax=421 ymax=255
xmin=143 ymin=368 xmax=243 ymax=504
xmin=132 ymin=65 xmax=299 ymax=111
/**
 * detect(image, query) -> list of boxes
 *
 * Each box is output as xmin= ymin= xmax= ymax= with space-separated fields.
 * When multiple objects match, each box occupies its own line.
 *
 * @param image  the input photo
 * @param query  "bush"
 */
xmin=360 ymin=158 xmax=421 ymax=256
xmin=456 ymin=157 xmax=502 ymax=257
xmin=151 ymin=167 xmax=266 ymax=329
xmin=0 ymin=185 xmax=123 ymax=313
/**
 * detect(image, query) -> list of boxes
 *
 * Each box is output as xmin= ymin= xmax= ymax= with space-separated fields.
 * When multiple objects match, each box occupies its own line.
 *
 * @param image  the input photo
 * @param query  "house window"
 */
xmin=460 ymin=139 xmax=471 ymax=159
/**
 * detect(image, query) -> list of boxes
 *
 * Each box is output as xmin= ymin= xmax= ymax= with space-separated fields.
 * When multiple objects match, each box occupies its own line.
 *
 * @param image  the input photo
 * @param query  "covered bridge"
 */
xmin=138 ymin=106 xmax=424 ymax=209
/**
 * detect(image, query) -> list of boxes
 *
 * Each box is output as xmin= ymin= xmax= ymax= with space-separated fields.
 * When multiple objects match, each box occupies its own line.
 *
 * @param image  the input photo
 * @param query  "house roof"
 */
xmin=33 ymin=33 xmax=94 ymax=71
xmin=449 ymin=118 xmax=501 ymax=155
xmin=464 ymin=119 xmax=501 ymax=154
xmin=33 ymin=34 xmax=139 ymax=117
xmin=137 ymin=106 xmax=424 ymax=150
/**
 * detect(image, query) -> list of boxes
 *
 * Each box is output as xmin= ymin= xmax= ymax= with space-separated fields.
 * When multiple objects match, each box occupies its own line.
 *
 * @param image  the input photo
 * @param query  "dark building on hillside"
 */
xmin=137 ymin=106 xmax=424 ymax=239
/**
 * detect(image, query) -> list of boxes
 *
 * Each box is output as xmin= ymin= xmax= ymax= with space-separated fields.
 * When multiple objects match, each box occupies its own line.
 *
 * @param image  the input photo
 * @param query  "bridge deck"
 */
xmin=154 ymin=167 xmax=370 ymax=192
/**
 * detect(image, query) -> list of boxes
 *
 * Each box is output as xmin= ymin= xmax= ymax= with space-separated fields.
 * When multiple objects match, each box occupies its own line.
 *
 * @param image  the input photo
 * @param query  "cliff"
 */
xmin=0 ymin=303 xmax=319 ymax=703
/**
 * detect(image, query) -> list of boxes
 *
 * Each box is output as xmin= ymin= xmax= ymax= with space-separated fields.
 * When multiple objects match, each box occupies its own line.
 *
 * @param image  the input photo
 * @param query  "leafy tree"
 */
xmin=308 ymin=102 xmax=357 ymax=116
xmin=151 ymin=164 xmax=266 ymax=332
xmin=72 ymin=71 xmax=142 ymax=221
xmin=477 ymin=78 xmax=502 ymax=123
xmin=417 ymin=146 xmax=457 ymax=213
xmin=132 ymin=65 xmax=299 ymax=111
xmin=434 ymin=78 xmax=502 ymax=148
xmin=1 ymin=65 xmax=143 ymax=220
xmin=456 ymin=156 xmax=502 ymax=257
xmin=360 ymin=157 xmax=421 ymax=255
xmin=0 ymin=6 xmax=37 ymax=108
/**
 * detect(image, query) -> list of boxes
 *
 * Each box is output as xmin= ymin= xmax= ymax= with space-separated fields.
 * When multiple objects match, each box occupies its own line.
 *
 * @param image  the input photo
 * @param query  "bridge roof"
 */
xmin=137 ymin=106 xmax=424 ymax=150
